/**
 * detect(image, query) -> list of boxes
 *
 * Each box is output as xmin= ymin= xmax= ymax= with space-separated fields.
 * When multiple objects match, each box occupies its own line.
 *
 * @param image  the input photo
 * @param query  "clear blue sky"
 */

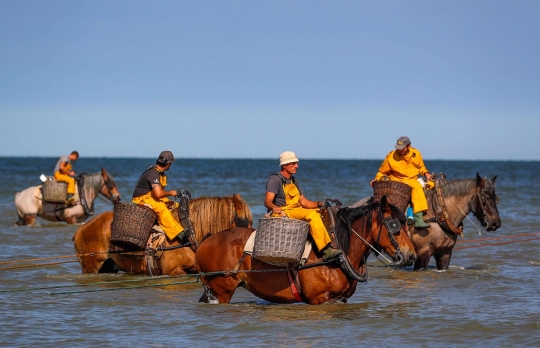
xmin=1 ymin=1 xmax=539 ymax=160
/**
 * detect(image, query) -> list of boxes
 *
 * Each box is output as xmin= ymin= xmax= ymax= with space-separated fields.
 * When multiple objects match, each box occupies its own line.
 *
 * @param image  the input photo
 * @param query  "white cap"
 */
xmin=279 ymin=151 xmax=299 ymax=166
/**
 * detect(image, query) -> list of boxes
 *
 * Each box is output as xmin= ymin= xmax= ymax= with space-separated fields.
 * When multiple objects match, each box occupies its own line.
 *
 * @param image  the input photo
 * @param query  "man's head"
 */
xmin=279 ymin=151 xmax=299 ymax=175
xmin=156 ymin=150 xmax=175 ymax=167
xmin=395 ymin=136 xmax=411 ymax=150
xmin=69 ymin=151 xmax=79 ymax=161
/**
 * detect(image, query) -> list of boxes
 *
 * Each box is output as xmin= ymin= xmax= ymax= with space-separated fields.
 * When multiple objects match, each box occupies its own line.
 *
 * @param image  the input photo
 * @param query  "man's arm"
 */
xmin=299 ymin=195 xmax=321 ymax=209
xmin=151 ymin=184 xmax=178 ymax=199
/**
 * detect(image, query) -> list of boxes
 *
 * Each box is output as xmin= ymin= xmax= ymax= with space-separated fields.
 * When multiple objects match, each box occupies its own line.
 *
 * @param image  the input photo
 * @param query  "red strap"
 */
xmin=287 ymin=269 xmax=303 ymax=303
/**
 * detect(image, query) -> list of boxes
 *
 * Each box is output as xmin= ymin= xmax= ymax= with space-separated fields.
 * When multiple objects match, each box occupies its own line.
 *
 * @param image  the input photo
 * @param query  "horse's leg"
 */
xmin=434 ymin=251 xmax=453 ymax=270
xmin=14 ymin=214 xmax=36 ymax=226
xmin=196 ymin=228 xmax=252 ymax=304
xmin=413 ymin=250 xmax=432 ymax=271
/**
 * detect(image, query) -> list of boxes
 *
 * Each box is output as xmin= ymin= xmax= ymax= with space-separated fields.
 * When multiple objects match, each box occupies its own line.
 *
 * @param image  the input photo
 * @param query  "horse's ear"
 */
xmin=491 ymin=175 xmax=497 ymax=184
xmin=101 ymin=168 xmax=109 ymax=181
xmin=381 ymin=194 xmax=388 ymax=210
xmin=476 ymin=173 xmax=484 ymax=187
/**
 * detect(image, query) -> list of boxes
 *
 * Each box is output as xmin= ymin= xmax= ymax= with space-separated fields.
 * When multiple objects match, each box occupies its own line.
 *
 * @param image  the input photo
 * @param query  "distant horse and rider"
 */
xmin=14 ymin=168 xmax=121 ymax=226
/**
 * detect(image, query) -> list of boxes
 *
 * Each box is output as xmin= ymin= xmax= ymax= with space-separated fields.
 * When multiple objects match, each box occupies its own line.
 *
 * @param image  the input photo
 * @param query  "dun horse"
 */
xmin=14 ymin=168 xmax=120 ymax=226
xmin=411 ymin=173 xmax=501 ymax=270
xmin=196 ymin=195 xmax=416 ymax=305
xmin=73 ymin=194 xmax=252 ymax=276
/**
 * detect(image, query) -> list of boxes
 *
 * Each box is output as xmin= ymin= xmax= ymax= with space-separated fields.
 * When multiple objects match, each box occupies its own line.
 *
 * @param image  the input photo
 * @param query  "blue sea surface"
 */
xmin=1 ymin=157 xmax=539 ymax=346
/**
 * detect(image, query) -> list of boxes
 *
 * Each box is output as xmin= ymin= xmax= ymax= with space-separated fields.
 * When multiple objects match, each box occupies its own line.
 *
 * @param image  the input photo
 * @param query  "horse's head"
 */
xmin=100 ymin=168 xmax=121 ymax=201
xmin=471 ymin=173 xmax=501 ymax=231
xmin=371 ymin=195 xmax=416 ymax=267
xmin=337 ymin=195 xmax=416 ymax=268
xmin=231 ymin=193 xmax=253 ymax=228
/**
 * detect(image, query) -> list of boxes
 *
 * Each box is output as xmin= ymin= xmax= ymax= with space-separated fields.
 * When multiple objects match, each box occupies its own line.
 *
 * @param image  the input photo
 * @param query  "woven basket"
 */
xmin=252 ymin=217 xmax=309 ymax=266
xmin=372 ymin=180 xmax=412 ymax=212
xmin=110 ymin=201 xmax=157 ymax=250
xmin=42 ymin=180 xmax=68 ymax=203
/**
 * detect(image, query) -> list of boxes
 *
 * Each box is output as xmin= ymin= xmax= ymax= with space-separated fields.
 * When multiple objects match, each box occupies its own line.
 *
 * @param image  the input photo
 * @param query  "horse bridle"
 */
xmin=100 ymin=174 xmax=116 ymax=199
xmin=374 ymin=215 xmax=402 ymax=264
xmin=473 ymin=183 xmax=498 ymax=229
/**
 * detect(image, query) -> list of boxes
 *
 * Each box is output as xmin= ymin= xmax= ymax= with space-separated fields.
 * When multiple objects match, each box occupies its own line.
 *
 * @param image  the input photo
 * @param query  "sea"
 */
xmin=0 ymin=157 xmax=539 ymax=347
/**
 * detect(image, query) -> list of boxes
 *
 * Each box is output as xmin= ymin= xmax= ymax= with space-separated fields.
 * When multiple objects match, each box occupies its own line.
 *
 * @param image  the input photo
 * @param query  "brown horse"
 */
xmin=411 ymin=173 xmax=501 ymax=270
xmin=72 ymin=194 xmax=252 ymax=275
xmin=196 ymin=195 xmax=416 ymax=305
xmin=14 ymin=168 xmax=120 ymax=226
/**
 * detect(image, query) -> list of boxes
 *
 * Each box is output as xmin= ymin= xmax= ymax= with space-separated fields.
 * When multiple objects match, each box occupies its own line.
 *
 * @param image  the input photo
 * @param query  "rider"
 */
xmin=54 ymin=151 xmax=79 ymax=202
xmin=264 ymin=151 xmax=342 ymax=262
xmin=132 ymin=151 xmax=188 ymax=243
xmin=369 ymin=136 xmax=433 ymax=229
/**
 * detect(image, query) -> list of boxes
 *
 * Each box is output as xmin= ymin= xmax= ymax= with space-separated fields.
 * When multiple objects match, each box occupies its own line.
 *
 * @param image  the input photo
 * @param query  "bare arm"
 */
xmin=151 ymin=184 xmax=177 ymax=199
xmin=264 ymin=191 xmax=286 ymax=215
xmin=299 ymin=195 xmax=322 ymax=209
xmin=59 ymin=161 xmax=74 ymax=176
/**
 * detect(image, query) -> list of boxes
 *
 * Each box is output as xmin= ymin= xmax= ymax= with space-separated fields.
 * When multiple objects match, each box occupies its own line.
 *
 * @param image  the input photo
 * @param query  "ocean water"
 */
xmin=1 ymin=157 xmax=539 ymax=346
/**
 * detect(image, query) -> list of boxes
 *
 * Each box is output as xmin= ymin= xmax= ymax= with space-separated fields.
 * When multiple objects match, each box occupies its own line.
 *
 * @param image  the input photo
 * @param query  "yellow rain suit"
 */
xmin=54 ymin=162 xmax=76 ymax=195
xmin=132 ymin=171 xmax=183 ymax=240
xmin=374 ymin=147 xmax=432 ymax=213
xmin=275 ymin=180 xmax=331 ymax=252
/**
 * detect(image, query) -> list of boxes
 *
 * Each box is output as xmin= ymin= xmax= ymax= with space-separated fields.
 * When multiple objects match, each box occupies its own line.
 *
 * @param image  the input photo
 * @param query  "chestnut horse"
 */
xmin=410 ymin=173 xmax=501 ymax=270
xmin=73 ymin=194 xmax=252 ymax=275
xmin=196 ymin=195 xmax=416 ymax=305
xmin=14 ymin=168 xmax=120 ymax=226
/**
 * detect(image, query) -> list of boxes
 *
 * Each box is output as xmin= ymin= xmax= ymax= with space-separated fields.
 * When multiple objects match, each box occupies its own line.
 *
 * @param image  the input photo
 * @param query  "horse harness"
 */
xmin=427 ymin=175 xmax=464 ymax=236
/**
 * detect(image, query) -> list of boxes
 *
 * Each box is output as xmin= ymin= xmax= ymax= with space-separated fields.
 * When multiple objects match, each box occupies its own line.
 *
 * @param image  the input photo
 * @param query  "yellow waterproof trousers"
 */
xmin=404 ymin=178 xmax=428 ymax=213
xmin=278 ymin=181 xmax=331 ymax=252
xmin=283 ymin=207 xmax=331 ymax=251
xmin=132 ymin=194 xmax=183 ymax=240
xmin=54 ymin=172 xmax=76 ymax=195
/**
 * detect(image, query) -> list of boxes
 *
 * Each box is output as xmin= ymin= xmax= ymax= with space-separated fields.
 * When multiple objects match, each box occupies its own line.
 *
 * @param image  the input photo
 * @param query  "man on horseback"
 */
xmin=132 ymin=151 xmax=189 ymax=243
xmin=264 ymin=151 xmax=342 ymax=262
xmin=370 ymin=136 xmax=432 ymax=229
xmin=54 ymin=150 xmax=79 ymax=202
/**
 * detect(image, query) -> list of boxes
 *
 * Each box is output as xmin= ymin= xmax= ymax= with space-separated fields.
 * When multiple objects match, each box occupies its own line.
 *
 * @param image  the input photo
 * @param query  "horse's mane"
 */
xmin=426 ymin=178 xmax=476 ymax=199
xmin=335 ymin=201 xmax=406 ymax=254
xmin=189 ymin=194 xmax=252 ymax=242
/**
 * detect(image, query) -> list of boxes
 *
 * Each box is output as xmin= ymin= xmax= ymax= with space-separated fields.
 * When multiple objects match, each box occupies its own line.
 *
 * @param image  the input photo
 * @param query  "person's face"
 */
xmin=283 ymin=162 xmax=299 ymax=175
xmin=397 ymin=145 xmax=410 ymax=156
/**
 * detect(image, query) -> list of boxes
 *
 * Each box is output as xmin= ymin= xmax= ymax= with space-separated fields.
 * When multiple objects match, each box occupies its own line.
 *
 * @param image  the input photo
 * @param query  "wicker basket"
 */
xmin=110 ymin=201 xmax=157 ymax=250
xmin=372 ymin=180 xmax=412 ymax=212
xmin=252 ymin=217 xmax=309 ymax=266
xmin=42 ymin=180 xmax=68 ymax=203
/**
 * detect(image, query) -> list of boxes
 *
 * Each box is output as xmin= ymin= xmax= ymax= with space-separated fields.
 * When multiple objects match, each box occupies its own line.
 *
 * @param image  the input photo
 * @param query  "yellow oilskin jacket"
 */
xmin=54 ymin=162 xmax=75 ymax=195
xmin=374 ymin=147 xmax=432 ymax=213
xmin=132 ymin=170 xmax=183 ymax=240
xmin=275 ymin=181 xmax=331 ymax=252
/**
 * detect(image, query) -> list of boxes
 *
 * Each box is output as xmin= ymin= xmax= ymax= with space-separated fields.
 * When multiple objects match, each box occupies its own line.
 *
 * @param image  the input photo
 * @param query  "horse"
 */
xmin=72 ymin=194 xmax=252 ymax=276
xmin=410 ymin=173 xmax=501 ymax=270
xmin=14 ymin=168 xmax=120 ymax=226
xmin=196 ymin=195 xmax=416 ymax=305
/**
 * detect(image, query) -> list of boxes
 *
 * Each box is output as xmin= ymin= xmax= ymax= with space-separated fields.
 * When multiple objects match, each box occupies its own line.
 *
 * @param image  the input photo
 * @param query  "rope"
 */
xmin=454 ymin=236 xmax=540 ymax=250
xmin=0 ymin=255 xmax=78 ymax=265
xmin=51 ymin=279 xmax=199 ymax=296
xmin=458 ymin=231 xmax=540 ymax=243
xmin=0 ymin=260 xmax=78 ymax=271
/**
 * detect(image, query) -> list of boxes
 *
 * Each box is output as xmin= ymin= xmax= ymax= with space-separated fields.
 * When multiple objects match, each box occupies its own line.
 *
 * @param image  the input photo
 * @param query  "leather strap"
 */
xmin=433 ymin=178 xmax=464 ymax=236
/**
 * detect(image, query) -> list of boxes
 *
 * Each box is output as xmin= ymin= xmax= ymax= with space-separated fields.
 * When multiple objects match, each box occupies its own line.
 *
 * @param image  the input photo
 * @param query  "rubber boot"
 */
xmin=321 ymin=244 xmax=343 ymax=262
xmin=406 ymin=207 xmax=414 ymax=225
xmin=66 ymin=193 xmax=75 ymax=204
xmin=413 ymin=212 xmax=431 ymax=229
xmin=175 ymin=228 xmax=191 ymax=244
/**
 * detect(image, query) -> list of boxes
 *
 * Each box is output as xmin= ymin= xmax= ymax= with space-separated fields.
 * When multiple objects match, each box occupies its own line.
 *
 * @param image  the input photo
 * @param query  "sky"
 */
xmin=1 ymin=1 xmax=539 ymax=161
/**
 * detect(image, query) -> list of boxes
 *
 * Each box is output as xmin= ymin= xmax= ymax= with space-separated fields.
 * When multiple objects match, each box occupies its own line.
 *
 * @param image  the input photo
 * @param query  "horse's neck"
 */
xmin=347 ymin=219 xmax=372 ymax=267
xmin=434 ymin=180 xmax=476 ymax=226
xmin=82 ymin=173 xmax=102 ymax=204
